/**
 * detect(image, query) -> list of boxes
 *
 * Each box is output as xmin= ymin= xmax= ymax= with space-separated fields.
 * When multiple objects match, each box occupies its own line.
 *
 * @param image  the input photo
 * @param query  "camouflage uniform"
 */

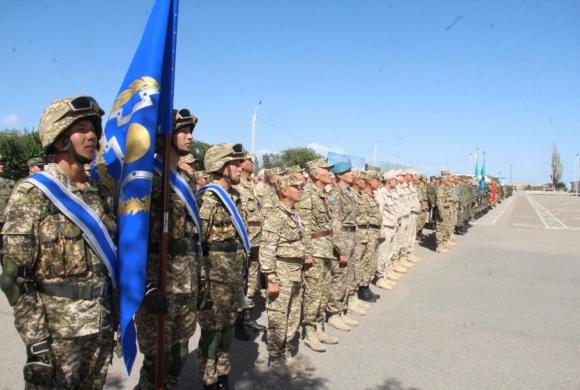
xmin=260 ymin=199 xmax=305 ymax=362
xmin=295 ymin=181 xmax=333 ymax=332
xmin=393 ymin=180 xmax=410 ymax=260
xmin=327 ymin=183 xmax=357 ymax=315
xmin=135 ymin=168 xmax=199 ymax=390
xmin=0 ymin=175 xmax=15 ymax=225
xmin=416 ymin=179 xmax=429 ymax=233
xmin=375 ymin=174 xmax=399 ymax=279
xmin=198 ymin=181 xmax=245 ymax=386
xmin=361 ymin=188 xmax=381 ymax=286
xmin=234 ymin=177 xmax=262 ymax=308
xmin=2 ymin=164 xmax=116 ymax=389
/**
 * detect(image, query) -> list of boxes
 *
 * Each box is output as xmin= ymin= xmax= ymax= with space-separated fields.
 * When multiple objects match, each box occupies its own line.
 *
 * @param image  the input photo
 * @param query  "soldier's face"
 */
xmin=315 ymin=168 xmax=333 ymax=185
xmin=224 ymin=160 xmax=242 ymax=184
xmin=369 ymin=178 xmax=380 ymax=190
xmin=67 ymin=119 xmax=98 ymax=161
xmin=173 ymin=127 xmax=193 ymax=154
xmin=241 ymin=158 xmax=254 ymax=173
xmin=293 ymin=172 xmax=306 ymax=184
xmin=29 ymin=165 xmax=42 ymax=174
xmin=0 ymin=161 xmax=3 ymax=174
xmin=339 ymin=170 xmax=353 ymax=184
xmin=284 ymin=185 xmax=302 ymax=202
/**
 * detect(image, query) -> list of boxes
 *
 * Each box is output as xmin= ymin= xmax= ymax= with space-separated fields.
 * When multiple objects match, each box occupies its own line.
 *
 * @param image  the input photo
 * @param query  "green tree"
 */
xmin=189 ymin=140 xmax=212 ymax=170
xmin=262 ymin=152 xmax=283 ymax=169
xmin=279 ymin=147 xmax=322 ymax=168
xmin=0 ymin=129 xmax=45 ymax=180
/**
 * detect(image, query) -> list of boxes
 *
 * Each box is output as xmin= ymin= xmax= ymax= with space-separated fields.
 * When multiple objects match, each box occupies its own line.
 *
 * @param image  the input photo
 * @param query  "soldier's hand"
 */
xmin=339 ymin=256 xmax=349 ymax=267
xmin=267 ymin=282 xmax=280 ymax=298
xmin=304 ymin=257 xmax=314 ymax=268
xmin=378 ymin=234 xmax=386 ymax=242
xmin=143 ymin=286 xmax=167 ymax=314
xmin=23 ymin=339 xmax=55 ymax=387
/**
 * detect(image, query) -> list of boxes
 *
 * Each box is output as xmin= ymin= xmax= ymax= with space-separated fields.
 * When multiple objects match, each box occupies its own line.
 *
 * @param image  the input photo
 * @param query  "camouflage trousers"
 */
xmin=267 ymin=259 xmax=304 ymax=359
xmin=416 ymin=211 xmax=428 ymax=233
xmin=246 ymin=246 xmax=260 ymax=308
xmin=396 ymin=215 xmax=410 ymax=257
xmin=26 ymin=329 xmax=114 ymax=390
xmin=361 ymin=229 xmax=380 ymax=285
xmin=436 ymin=208 xmax=451 ymax=247
xmin=404 ymin=212 xmax=418 ymax=255
xmin=351 ymin=229 xmax=369 ymax=292
xmin=375 ymin=226 xmax=397 ymax=279
xmin=328 ymin=231 xmax=355 ymax=315
xmin=135 ymin=293 xmax=197 ymax=390
xmin=448 ymin=205 xmax=458 ymax=238
xmin=302 ymin=256 xmax=332 ymax=328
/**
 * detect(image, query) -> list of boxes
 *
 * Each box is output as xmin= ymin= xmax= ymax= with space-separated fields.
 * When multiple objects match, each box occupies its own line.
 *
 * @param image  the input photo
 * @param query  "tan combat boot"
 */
xmin=303 ymin=326 xmax=326 ymax=352
xmin=392 ymin=264 xmax=408 ymax=273
xmin=436 ymin=246 xmax=448 ymax=253
xmin=407 ymin=254 xmax=421 ymax=262
xmin=341 ymin=313 xmax=359 ymax=326
xmin=270 ymin=358 xmax=297 ymax=380
xmin=285 ymin=352 xmax=306 ymax=372
xmin=376 ymin=278 xmax=394 ymax=290
xmin=353 ymin=295 xmax=371 ymax=310
xmin=386 ymin=270 xmax=401 ymax=281
xmin=348 ymin=296 xmax=368 ymax=316
xmin=328 ymin=314 xmax=351 ymax=332
xmin=316 ymin=322 xmax=338 ymax=344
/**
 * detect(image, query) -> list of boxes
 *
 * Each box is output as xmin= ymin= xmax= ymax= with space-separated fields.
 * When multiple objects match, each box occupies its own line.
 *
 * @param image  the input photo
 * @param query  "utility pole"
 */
xmin=251 ymin=100 xmax=262 ymax=157
xmin=575 ymin=153 xmax=579 ymax=196
xmin=509 ymin=164 xmax=512 ymax=185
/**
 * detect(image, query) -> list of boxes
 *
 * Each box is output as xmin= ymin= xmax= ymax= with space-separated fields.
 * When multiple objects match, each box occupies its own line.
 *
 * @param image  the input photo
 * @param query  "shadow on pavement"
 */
xmin=367 ymin=377 xmax=421 ymax=390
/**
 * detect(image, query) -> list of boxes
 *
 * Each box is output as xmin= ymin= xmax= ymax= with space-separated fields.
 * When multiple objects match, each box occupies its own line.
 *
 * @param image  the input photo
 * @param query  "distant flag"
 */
xmin=92 ymin=0 xmax=179 ymax=373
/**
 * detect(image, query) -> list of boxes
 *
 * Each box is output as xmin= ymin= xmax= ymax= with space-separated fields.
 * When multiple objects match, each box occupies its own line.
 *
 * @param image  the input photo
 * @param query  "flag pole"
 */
xmin=156 ymin=0 xmax=179 ymax=388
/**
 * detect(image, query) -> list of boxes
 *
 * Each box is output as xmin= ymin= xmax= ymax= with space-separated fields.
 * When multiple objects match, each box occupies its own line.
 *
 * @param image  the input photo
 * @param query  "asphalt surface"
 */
xmin=1 ymin=191 xmax=579 ymax=390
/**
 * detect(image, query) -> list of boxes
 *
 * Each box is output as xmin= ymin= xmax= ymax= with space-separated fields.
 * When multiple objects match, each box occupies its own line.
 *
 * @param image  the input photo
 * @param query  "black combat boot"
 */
xmin=368 ymin=286 xmax=381 ymax=300
xmin=357 ymin=286 xmax=377 ymax=303
xmin=234 ymin=313 xmax=251 ymax=341
xmin=242 ymin=308 xmax=266 ymax=332
xmin=217 ymin=375 xmax=230 ymax=390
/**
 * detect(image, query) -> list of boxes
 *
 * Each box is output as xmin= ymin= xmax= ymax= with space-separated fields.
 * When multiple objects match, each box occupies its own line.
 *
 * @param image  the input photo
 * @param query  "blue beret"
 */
xmin=331 ymin=161 xmax=352 ymax=174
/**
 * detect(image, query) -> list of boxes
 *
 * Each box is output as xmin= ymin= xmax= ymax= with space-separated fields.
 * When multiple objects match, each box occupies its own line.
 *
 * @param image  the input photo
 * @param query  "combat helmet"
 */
xmin=204 ymin=143 xmax=246 ymax=173
xmin=38 ymin=96 xmax=104 ymax=153
xmin=173 ymin=108 xmax=198 ymax=132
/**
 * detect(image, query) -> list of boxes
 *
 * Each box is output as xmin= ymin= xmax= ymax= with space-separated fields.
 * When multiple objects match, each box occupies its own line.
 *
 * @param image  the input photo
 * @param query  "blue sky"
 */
xmin=1 ymin=0 xmax=579 ymax=184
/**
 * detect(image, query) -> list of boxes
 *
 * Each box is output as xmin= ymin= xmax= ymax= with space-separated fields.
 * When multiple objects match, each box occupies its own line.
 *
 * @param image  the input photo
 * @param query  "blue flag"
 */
xmin=92 ymin=0 xmax=179 ymax=373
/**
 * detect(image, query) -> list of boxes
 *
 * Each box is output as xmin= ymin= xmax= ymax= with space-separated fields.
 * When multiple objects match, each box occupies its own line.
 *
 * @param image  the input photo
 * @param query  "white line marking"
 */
xmin=489 ymin=196 xmax=515 ymax=225
xmin=526 ymin=195 xmax=568 ymax=230
xmin=475 ymin=196 xmax=515 ymax=225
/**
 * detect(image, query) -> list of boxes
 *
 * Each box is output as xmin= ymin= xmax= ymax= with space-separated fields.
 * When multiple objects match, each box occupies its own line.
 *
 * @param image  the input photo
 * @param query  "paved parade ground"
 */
xmin=1 ymin=192 xmax=579 ymax=390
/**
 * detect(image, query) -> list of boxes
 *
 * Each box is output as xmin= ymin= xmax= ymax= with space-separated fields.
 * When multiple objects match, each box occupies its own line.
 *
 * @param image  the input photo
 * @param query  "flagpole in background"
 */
xmin=156 ymin=0 xmax=179 ymax=388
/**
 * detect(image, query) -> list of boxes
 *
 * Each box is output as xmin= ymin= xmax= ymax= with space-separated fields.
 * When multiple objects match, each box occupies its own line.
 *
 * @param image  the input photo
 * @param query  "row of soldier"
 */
xmin=0 ymin=96 xmax=511 ymax=390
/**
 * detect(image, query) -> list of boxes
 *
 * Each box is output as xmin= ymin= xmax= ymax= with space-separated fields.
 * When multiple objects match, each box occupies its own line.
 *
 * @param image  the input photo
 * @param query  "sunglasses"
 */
xmin=55 ymin=96 xmax=104 ymax=122
xmin=176 ymin=108 xmax=193 ymax=121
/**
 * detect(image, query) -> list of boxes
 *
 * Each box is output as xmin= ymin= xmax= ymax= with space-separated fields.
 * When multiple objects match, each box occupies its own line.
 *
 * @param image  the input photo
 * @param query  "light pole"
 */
xmin=575 ymin=153 xmax=579 ymax=196
xmin=251 ymin=100 xmax=262 ymax=157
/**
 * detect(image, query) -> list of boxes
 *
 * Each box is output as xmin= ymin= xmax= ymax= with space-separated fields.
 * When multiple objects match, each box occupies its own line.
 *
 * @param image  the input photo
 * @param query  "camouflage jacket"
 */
xmin=376 ymin=186 xmax=398 ymax=231
xmin=260 ymin=201 xmax=305 ymax=284
xmin=1 ymin=164 xmax=116 ymax=343
xmin=328 ymin=184 xmax=357 ymax=257
xmin=418 ymin=182 xmax=429 ymax=210
xmin=364 ymin=190 xmax=381 ymax=238
xmin=234 ymin=178 xmax=262 ymax=246
xmin=147 ymin=168 xmax=198 ymax=295
xmin=395 ymin=184 xmax=410 ymax=217
xmin=199 ymin=181 xmax=245 ymax=284
xmin=0 ymin=176 xmax=15 ymax=223
xmin=295 ymin=185 xmax=334 ymax=260
xmin=259 ymin=184 xmax=279 ymax=211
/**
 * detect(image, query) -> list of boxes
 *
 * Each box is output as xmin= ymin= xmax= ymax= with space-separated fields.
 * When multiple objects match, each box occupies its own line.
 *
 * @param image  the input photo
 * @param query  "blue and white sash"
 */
xmin=153 ymin=159 xmax=202 ymax=246
xmin=26 ymin=172 xmax=118 ymax=286
xmin=197 ymin=183 xmax=251 ymax=255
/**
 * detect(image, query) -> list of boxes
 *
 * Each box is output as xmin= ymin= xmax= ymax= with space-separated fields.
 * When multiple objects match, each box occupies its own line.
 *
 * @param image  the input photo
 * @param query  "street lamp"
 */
xmin=251 ymin=100 xmax=262 ymax=157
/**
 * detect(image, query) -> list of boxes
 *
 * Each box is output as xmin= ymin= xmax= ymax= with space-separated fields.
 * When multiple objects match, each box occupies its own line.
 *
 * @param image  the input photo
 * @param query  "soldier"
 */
xmin=260 ymin=175 xmax=308 ymax=379
xmin=194 ymin=171 xmax=212 ymax=190
xmin=0 ymin=96 xmax=116 ymax=389
xmin=233 ymin=151 xmax=266 ymax=338
xmin=0 ymin=155 xmax=15 ymax=231
xmin=435 ymin=171 xmax=456 ymax=253
xmin=178 ymin=153 xmax=198 ymax=178
xmin=135 ymin=108 xmax=200 ymax=389
xmin=27 ymin=157 xmax=45 ymax=175
xmin=198 ymin=143 xmax=248 ymax=390
xmin=402 ymin=169 xmax=421 ymax=264
xmin=416 ymin=175 xmax=429 ymax=239
xmin=359 ymin=170 xmax=382 ymax=298
xmin=327 ymin=162 xmax=359 ymax=331
xmin=287 ymin=165 xmax=307 ymax=185
xmin=258 ymin=167 xmax=287 ymax=211
xmin=392 ymin=170 xmax=414 ymax=270
xmin=297 ymin=158 xmax=338 ymax=353
xmin=374 ymin=170 xmax=400 ymax=289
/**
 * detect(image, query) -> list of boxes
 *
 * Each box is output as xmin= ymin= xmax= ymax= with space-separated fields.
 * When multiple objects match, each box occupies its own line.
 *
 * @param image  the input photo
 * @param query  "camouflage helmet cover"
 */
xmin=38 ymin=96 xmax=104 ymax=153
xmin=179 ymin=153 xmax=197 ymax=165
xmin=204 ymin=143 xmax=245 ymax=173
xmin=173 ymin=108 xmax=198 ymax=133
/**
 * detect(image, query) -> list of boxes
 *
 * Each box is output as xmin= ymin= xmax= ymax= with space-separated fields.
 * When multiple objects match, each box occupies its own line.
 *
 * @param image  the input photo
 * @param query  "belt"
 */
xmin=341 ymin=226 xmax=356 ymax=232
xmin=311 ymin=229 xmax=333 ymax=239
xmin=358 ymin=224 xmax=381 ymax=229
xmin=38 ymin=281 xmax=111 ymax=300
xmin=208 ymin=239 xmax=243 ymax=253
xmin=150 ymin=239 xmax=195 ymax=256
xmin=276 ymin=256 xmax=303 ymax=263
xmin=247 ymin=221 xmax=262 ymax=227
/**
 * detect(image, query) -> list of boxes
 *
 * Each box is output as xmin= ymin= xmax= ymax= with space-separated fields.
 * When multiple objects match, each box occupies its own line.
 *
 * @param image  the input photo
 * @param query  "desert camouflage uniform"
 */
xmin=234 ymin=178 xmax=262 ymax=307
xmin=375 ymin=186 xmax=399 ymax=279
xmin=361 ymin=190 xmax=381 ymax=286
xmin=259 ymin=184 xmax=279 ymax=212
xmin=448 ymin=184 xmax=459 ymax=239
xmin=197 ymin=182 xmax=245 ymax=386
xmin=416 ymin=181 xmax=429 ymax=233
xmin=394 ymin=182 xmax=411 ymax=259
xmin=405 ymin=182 xmax=421 ymax=255
xmin=327 ymin=184 xmax=357 ymax=315
xmin=296 ymin=185 xmax=334 ymax=331
xmin=260 ymin=201 xmax=305 ymax=360
xmin=135 ymin=168 xmax=199 ymax=390
xmin=352 ymin=188 xmax=370 ymax=291
xmin=1 ymin=164 xmax=116 ymax=389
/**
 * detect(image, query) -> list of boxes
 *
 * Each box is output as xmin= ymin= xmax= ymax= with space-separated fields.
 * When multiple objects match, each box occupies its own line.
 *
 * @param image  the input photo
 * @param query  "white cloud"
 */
xmin=1 ymin=113 xmax=21 ymax=127
xmin=306 ymin=142 xmax=347 ymax=158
